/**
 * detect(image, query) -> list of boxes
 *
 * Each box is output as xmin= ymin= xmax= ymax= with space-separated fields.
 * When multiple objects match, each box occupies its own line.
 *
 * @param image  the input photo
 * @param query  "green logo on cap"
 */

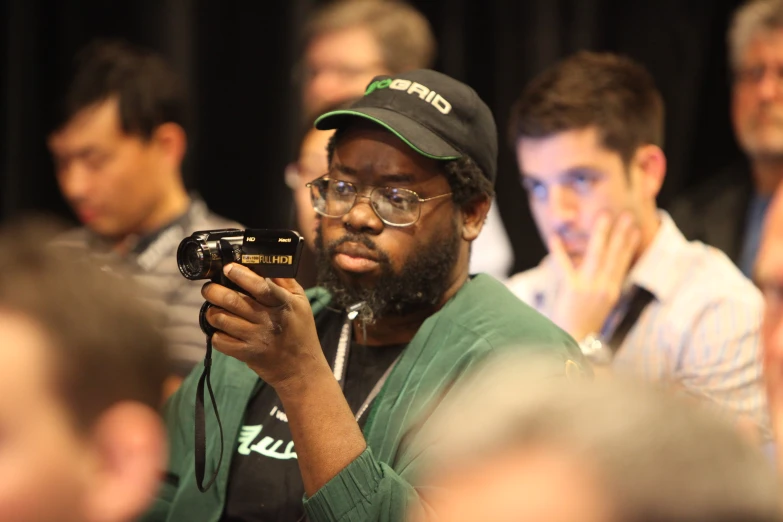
xmin=364 ymin=78 xmax=392 ymax=95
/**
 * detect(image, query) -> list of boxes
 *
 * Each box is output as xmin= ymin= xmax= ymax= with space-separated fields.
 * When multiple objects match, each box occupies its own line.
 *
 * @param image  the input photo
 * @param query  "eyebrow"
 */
xmin=521 ymin=165 xmax=604 ymax=181
xmin=332 ymin=164 xmax=358 ymax=176
xmin=562 ymin=165 xmax=603 ymax=176
xmin=377 ymin=173 xmax=415 ymax=184
xmin=331 ymin=163 xmax=416 ymax=185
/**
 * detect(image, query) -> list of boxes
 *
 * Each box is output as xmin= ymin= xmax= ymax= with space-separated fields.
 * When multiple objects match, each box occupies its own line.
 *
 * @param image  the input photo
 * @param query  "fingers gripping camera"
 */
xmin=176 ymin=229 xmax=304 ymax=335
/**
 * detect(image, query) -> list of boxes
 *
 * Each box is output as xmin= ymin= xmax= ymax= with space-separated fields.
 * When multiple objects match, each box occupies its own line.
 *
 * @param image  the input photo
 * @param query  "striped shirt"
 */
xmin=52 ymin=197 xmax=242 ymax=376
xmin=506 ymin=211 xmax=768 ymax=436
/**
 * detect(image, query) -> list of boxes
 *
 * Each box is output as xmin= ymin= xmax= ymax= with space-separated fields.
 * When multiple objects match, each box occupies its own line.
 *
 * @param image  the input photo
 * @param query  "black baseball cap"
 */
xmin=314 ymin=69 xmax=498 ymax=184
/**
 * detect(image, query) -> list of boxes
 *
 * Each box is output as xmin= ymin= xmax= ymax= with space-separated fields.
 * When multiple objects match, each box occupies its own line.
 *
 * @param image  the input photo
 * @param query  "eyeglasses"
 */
xmin=735 ymin=64 xmax=783 ymax=85
xmin=306 ymin=176 xmax=453 ymax=227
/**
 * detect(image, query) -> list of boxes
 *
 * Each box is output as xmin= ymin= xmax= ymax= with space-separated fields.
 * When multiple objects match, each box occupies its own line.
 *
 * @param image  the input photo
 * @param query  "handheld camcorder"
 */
xmin=176 ymin=228 xmax=304 ymax=335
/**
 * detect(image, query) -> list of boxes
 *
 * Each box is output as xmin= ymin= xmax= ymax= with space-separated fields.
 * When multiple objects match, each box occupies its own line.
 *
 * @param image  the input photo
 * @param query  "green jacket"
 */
xmin=142 ymin=275 xmax=584 ymax=522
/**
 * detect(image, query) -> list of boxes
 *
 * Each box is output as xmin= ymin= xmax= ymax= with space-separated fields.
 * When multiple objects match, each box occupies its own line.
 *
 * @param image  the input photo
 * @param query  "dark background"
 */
xmin=1 ymin=0 xmax=745 ymax=274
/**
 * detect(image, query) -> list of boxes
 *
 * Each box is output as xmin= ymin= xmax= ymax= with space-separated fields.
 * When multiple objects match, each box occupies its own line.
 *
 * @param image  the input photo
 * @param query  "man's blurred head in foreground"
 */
xmin=0 ymin=217 xmax=168 ymax=522
xmin=414 ymin=354 xmax=782 ymax=522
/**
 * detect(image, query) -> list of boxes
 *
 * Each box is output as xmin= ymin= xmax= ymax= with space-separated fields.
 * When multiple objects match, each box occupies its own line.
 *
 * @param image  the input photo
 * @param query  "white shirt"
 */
xmin=506 ymin=211 xmax=768 ymax=436
xmin=469 ymin=200 xmax=514 ymax=279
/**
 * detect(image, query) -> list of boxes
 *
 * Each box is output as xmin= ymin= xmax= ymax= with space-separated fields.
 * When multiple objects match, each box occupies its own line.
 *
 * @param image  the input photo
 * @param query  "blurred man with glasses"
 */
xmin=143 ymin=69 xmax=584 ymax=522
xmin=670 ymin=0 xmax=783 ymax=278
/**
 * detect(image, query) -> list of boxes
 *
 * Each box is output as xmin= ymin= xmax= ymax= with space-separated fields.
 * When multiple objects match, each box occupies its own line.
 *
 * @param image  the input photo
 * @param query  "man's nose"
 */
xmin=57 ymin=162 xmax=90 ymax=200
xmin=547 ymin=185 xmax=578 ymax=226
xmin=757 ymin=68 xmax=783 ymax=102
xmin=342 ymin=194 xmax=384 ymax=234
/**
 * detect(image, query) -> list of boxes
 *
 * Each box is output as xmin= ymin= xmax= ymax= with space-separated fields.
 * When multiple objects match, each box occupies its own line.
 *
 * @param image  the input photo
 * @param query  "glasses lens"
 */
xmin=310 ymin=178 xmax=356 ymax=217
xmin=372 ymin=187 xmax=420 ymax=226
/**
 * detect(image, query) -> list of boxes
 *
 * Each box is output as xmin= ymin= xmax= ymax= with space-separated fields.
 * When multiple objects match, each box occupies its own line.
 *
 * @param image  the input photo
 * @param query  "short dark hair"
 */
xmin=0 ymin=216 xmax=168 ymax=430
xmin=326 ymin=127 xmax=494 ymax=207
xmin=508 ymin=51 xmax=664 ymax=165
xmin=54 ymin=39 xmax=188 ymax=140
xmin=304 ymin=0 xmax=436 ymax=74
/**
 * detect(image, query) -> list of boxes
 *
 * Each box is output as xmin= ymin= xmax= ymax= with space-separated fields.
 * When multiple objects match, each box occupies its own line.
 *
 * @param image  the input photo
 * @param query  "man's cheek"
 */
xmin=319 ymin=219 xmax=342 ymax=245
xmin=374 ymin=239 xmax=407 ymax=273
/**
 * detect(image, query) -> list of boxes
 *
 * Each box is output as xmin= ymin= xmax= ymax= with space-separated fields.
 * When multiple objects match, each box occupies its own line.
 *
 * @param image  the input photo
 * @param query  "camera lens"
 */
xmin=177 ymin=239 xmax=210 ymax=280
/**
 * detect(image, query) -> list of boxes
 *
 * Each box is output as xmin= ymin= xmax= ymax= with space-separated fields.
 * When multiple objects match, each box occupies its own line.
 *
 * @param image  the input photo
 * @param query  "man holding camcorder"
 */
xmin=143 ymin=70 xmax=585 ymax=522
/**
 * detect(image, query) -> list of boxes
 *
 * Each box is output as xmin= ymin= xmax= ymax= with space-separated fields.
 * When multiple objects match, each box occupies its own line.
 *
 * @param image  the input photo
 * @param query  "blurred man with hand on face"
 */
xmin=506 ymin=51 xmax=768 ymax=437
xmin=0 ymin=218 xmax=168 ymax=522
xmin=144 ymin=69 xmax=584 ymax=522
xmin=48 ymin=40 xmax=242 ymax=396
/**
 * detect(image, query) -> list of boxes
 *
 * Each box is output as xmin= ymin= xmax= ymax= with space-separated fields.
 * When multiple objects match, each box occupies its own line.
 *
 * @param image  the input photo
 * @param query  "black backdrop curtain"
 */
xmin=1 ymin=0 xmax=744 ymax=274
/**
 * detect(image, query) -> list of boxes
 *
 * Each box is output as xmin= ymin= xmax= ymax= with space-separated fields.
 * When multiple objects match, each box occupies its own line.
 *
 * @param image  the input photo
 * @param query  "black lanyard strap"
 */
xmin=194 ymin=334 xmax=224 ymax=492
xmin=606 ymin=287 xmax=655 ymax=354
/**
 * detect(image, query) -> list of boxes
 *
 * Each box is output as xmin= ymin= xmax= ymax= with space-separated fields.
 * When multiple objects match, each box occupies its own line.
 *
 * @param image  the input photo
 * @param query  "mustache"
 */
xmin=750 ymin=108 xmax=783 ymax=124
xmin=323 ymin=233 xmax=391 ymax=264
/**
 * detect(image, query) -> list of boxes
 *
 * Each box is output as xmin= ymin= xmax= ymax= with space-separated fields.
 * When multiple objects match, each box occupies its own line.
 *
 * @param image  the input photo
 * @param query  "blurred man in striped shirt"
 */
xmin=506 ymin=51 xmax=768 ymax=437
xmin=47 ymin=40 xmax=242 ymax=399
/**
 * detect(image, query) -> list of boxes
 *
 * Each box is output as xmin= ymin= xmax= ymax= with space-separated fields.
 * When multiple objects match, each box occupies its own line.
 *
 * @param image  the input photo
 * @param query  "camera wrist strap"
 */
xmin=195 ymin=333 xmax=224 ymax=492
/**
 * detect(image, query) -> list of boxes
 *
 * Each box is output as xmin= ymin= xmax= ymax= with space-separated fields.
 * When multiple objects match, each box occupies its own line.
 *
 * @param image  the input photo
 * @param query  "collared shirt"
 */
xmin=506 ymin=211 xmax=769 ymax=436
xmin=52 ymin=197 xmax=242 ymax=376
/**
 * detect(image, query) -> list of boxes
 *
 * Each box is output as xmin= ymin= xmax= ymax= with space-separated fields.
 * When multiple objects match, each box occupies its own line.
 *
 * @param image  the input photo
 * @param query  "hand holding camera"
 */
xmin=177 ymin=228 xmax=330 ymax=389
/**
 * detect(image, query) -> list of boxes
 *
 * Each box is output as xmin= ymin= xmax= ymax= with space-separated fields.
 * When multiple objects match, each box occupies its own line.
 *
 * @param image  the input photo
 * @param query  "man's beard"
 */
xmin=315 ymin=224 xmax=461 ymax=324
xmin=740 ymin=111 xmax=783 ymax=160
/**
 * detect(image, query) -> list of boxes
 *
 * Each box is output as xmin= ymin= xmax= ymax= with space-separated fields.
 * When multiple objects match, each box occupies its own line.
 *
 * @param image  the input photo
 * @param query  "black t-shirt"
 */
xmin=221 ymin=309 xmax=406 ymax=522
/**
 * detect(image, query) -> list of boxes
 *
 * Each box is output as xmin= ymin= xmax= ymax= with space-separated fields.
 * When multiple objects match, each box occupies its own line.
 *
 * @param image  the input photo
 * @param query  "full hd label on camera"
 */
xmin=261 ymin=255 xmax=293 ymax=265
xmin=242 ymin=254 xmax=293 ymax=265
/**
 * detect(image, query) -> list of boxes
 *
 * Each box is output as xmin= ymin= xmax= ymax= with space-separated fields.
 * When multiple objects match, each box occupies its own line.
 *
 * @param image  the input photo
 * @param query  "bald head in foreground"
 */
xmin=413 ymin=353 xmax=782 ymax=522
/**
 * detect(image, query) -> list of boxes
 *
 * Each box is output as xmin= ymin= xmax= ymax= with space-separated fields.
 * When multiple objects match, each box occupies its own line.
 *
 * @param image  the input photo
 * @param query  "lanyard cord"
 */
xmin=192 ymin=300 xmax=400 ymax=493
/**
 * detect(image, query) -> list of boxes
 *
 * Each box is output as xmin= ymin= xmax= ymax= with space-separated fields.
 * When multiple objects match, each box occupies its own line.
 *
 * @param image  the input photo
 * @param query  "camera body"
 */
xmin=177 ymin=228 xmax=304 ymax=335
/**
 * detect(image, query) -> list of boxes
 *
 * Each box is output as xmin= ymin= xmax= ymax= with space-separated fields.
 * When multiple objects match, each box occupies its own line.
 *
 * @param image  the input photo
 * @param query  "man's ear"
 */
xmin=83 ymin=402 xmax=167 ymax=522
xmin=461 ymin=195 xmax=492 ymax=242
xmin=633 ymin=144 xmax=666 ymax=199
xmin=151 ymin=122 xmax=187 ymax=168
